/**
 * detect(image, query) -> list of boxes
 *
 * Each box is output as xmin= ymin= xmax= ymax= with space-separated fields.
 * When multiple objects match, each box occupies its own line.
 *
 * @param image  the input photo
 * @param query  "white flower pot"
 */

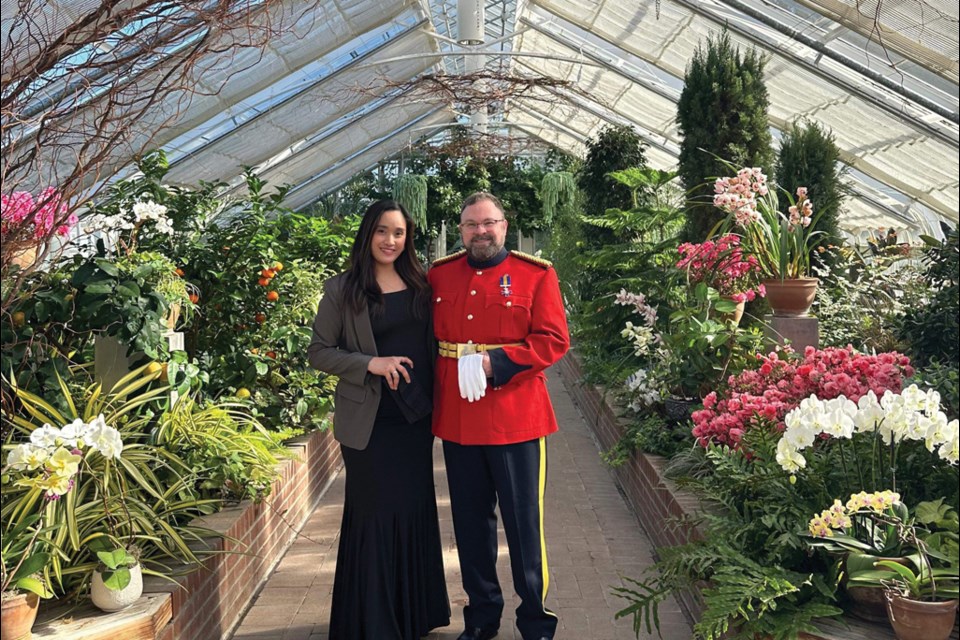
xmin=91 ymin=563 xmax=143 ymax=612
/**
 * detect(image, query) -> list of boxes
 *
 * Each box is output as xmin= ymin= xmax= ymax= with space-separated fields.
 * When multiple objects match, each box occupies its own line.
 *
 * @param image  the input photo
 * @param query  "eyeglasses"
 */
xmin=459 ymin=219 xmax=505 ymax=232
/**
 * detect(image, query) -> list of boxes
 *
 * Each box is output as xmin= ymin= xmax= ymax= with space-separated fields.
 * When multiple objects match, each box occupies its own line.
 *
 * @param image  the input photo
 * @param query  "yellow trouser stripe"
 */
xmin=538 ymin=436 xmax=557 ymax=616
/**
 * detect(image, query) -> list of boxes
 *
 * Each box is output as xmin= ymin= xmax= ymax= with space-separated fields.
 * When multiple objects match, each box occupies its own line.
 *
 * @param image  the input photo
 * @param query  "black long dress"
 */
xmin=328 ymin=289 xmax=450 ymax=639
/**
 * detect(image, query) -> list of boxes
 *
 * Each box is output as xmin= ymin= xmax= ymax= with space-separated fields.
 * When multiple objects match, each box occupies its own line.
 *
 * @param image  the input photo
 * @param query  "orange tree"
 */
xmin=173 ymin=170 xmax=356 ymax=433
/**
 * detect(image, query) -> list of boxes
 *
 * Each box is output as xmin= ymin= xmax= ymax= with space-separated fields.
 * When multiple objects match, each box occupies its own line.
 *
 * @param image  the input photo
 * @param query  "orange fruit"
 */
xmin=261 ymin=268 xmax=275 ymax=279
xmin=236 ymin=388 xmax=251 ymax=399
xmin=189 ymin=293 xmax=199 ymax=304
xmin=250 ymin=347 xmax=260 ymax=355
xmin=273 ymin=262 xmax=284 ymax=271
xmin=254 ymin=313 xmax=266 ymax=324
xmin=266 ymin=350 xmax=277 ymax=359
xmin=266 ymin=291 xmax=279 ymax=302
xmin=12 ymin=311 xmax=26 ymax=327
xmin=145 ymin=361 xmax=163 ymax=375
xmin=174 ymin=268 xmax=185 ymax=277
xmin=258 ymin=277 xmax=270 ymax=287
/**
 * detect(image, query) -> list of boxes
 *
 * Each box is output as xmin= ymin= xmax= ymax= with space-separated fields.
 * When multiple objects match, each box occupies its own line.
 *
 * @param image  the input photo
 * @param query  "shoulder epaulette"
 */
xmin=510 ymin=250 xmax=552 ymax=268
xmin=431 ymin=249 xmax=466 ymax=267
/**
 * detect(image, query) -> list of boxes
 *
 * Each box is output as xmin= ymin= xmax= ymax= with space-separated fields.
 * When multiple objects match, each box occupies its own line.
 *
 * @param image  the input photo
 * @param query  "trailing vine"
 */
xmin=540 ymin=171 xmax=576 ymax=226
xmin=392 ymin=174 xmax=428 ymax=229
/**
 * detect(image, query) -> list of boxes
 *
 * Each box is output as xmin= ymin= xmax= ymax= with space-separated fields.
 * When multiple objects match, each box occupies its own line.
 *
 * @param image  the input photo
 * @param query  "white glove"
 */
xmin=458 ymin=353 xmax=487 ymax=402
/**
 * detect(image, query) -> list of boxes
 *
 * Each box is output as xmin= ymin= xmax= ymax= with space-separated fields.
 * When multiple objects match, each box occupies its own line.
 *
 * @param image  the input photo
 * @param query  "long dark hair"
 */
xmin=342 ymin=199 xmax=430 ymax=317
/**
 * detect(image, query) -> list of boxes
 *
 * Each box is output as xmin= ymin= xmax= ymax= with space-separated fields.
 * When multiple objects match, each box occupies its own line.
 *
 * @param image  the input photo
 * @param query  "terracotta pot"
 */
xmin=843 ymin=553 xmax=908 ymax=623
xmin=164 ymin=302 xmax=181 ymax=331
xmin=1 ymin=591 xmax=39 ymax=640
xmin=762 ymin=277 xmax=818 ymax=317
xmin=885 ymin=593 xmax=958 ymax=640
xmin=718 ymin=296 xmax=746 ymax=325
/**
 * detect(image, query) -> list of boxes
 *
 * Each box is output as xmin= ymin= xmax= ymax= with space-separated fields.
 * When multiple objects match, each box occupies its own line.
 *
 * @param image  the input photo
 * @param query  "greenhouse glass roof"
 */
xmin=2 ymin=0 xmax=957 ymax=236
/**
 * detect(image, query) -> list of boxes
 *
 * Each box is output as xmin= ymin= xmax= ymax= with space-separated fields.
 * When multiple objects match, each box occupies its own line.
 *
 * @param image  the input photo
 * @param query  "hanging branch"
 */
xmin=540 ymin=171 xmax=577 ymax=226
xmin=1 ymin=0 xmax=319 ymax=312
xmin=393 ymin=174 xmax=428 ymax=229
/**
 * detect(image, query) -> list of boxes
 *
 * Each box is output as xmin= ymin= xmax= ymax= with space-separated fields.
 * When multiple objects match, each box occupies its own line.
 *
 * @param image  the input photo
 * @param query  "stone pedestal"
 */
xmin=94 ymin=335 xmax=136 ymax=393
xmin=94 ymin=331 xmax=184 ymax=398
xmin=764 ymin=315 xmax=819 ymax=352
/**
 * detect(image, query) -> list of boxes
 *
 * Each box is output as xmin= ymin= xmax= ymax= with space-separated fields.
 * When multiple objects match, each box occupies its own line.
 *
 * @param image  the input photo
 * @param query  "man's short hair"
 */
xmin=460 ymin=192 xmax=504 ymax=216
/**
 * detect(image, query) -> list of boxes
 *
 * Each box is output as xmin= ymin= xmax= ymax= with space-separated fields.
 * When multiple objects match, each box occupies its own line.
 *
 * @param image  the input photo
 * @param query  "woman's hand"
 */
xmin=367 ymin=356 xmax=413 ymax=390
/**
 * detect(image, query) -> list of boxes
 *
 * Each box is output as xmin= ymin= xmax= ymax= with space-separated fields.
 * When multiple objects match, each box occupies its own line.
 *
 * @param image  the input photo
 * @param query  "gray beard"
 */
xmin=466 ymin=240 xmax=503 ymax=262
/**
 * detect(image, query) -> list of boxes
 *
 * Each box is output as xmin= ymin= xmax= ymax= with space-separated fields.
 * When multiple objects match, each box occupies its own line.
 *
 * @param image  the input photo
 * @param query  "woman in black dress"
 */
xmin=307 ymin=200 xmax=450 ymax=639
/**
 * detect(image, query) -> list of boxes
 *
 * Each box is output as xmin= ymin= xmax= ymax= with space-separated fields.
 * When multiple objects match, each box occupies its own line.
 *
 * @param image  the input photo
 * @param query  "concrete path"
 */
xmin=231 ymin=368 xmax=691 ymax=640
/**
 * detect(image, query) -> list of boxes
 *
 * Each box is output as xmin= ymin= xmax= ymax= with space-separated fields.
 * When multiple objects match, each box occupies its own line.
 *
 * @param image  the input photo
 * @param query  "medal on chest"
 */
xmin=499 ymin=274 xmax=512 ymax=297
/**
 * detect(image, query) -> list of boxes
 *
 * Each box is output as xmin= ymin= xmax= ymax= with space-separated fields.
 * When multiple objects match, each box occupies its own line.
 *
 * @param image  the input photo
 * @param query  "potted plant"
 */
xmin=675 ymin=233 xmax=765 ymax=325
xmin=845 ymin=500 xmax=959 ymax=640
xmin=712 ymin=165 xmax=825 ymax=316
xmin=89 ymin=542 xmax=142 ymax=612
xmin=805 ymin=490 xmax=914 ymax=621
xmin=1 ymin=516 xmax=57 ymax=640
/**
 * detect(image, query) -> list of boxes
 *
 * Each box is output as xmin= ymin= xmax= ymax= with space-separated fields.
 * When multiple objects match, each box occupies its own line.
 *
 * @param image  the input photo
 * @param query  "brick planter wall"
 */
xmin=144 ymin=428 xmax=341 ymax=640
xmin=555 ymin=352 xmax=705 ymax=622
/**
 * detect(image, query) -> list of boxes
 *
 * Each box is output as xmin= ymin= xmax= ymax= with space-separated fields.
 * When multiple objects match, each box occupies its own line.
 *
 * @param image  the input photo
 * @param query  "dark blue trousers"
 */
xmin=443 ymin=438 xmax=558 ymax=640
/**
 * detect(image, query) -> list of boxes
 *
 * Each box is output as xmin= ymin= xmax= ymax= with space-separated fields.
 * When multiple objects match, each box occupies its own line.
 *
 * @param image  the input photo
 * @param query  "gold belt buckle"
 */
xmin=456 ymin=343 xmax=477 ymax=358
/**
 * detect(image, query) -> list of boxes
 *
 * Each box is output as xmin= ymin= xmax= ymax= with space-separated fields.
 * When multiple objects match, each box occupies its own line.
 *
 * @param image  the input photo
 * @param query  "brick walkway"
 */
xmin=231 ymin=369 xmax=691 ymax=640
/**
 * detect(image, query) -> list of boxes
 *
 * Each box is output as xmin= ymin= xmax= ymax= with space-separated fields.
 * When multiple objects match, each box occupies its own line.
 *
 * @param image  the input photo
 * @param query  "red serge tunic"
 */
xmin=428 ymin=250 xmax=570 ymax=445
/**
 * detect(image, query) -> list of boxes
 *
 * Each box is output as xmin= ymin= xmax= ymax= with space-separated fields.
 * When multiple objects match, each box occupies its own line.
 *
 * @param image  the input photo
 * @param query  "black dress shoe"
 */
xmin=456 ymin=627 xmax=499 ymax=640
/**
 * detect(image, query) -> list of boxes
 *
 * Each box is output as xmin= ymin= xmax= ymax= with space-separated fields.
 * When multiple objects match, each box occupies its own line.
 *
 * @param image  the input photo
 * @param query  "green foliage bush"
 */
xmin=812 ymin=248 xmax=926 ymax=353
xmin=615 ymin=429 xmax=844 ymax=639
xmin=677 ymin=32 xmax=773 ymax=241
xmin=577 ymin=125 xmax=647 ymax=219
xmin=899 ymin=227 xmax=959 ymax=368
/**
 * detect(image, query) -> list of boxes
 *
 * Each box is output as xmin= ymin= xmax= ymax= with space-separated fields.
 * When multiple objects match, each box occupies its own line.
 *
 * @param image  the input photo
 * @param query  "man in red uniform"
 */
xmin=429 ymin=192 xmax=569 ymax=640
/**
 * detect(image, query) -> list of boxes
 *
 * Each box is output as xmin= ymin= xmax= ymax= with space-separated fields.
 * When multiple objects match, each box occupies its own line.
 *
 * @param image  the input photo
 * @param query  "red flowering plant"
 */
xmin=676 ymin=234 xmax=765 ymax=303
xmin=691 ymin=345 xmax=914 ymax=448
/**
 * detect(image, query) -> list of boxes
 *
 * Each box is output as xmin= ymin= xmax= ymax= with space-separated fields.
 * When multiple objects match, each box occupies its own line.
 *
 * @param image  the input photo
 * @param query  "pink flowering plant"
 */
xmin=713 ymin=165 xmax=823 ymax=280
xmin=676 ymin=234 xmax=765 ymax=303
xmin=1 ymin=189 xmax=77 ymax=241
xmin=692 ymin=346 xmax=915 ymax=448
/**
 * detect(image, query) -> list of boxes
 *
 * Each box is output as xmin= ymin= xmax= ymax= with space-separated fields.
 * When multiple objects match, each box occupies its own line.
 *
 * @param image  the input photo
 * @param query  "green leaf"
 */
xmin=102 ymin=566 xmax=132 ymax=591
xmin=116 ymin=281 xmax=141 ymax=298
xmin=85 ymin=282 xmax=115 ymax=295
xmin=95 ymin=259 xmax=120 ymax=277
xmin=255 ymin=362 xmax=268 ymax=376
xmin=16 ymin=576 xmax=53 ymax=598
xmin=12 ymin=552 xmax=50 ymax=580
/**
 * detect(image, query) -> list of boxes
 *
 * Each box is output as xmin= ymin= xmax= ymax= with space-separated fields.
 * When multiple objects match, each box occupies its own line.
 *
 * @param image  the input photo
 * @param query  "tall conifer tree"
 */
xmin=677 ymin=32 xmax=773 ymax=241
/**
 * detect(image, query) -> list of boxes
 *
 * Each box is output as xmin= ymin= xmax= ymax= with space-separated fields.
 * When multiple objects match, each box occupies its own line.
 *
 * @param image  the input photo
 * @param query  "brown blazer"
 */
xmin=307 ymin=273 xmax=433 ymax=450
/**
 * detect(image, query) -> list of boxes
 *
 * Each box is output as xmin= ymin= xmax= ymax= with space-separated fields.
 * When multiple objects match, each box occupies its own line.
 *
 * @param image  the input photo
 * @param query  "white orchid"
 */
xmin=6 ymin=443 xmax=50 ymax=471
xmin=6 ymin=415 xmax=125 ymax=498
xmin=777 ymin=384 xmax=957 ymax=474
xmin=84 ymin=414 xmax=124 ymax=459
xmin=29 ymin=423 xmax=61 ymax=448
